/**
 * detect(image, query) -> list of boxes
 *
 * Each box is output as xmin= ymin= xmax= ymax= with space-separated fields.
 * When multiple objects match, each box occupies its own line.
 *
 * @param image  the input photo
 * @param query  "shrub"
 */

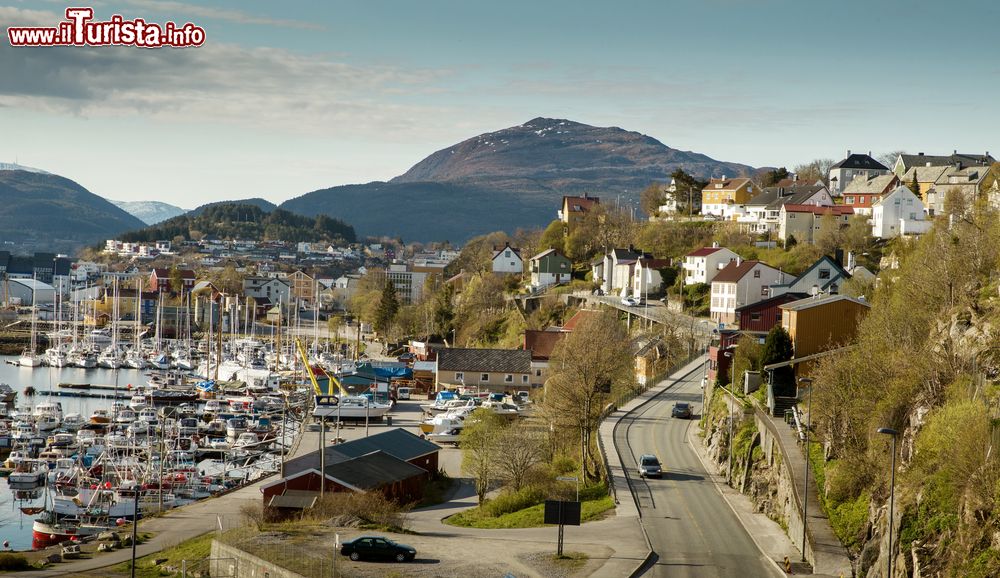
xmin=486 ymin=486 xmax=547 ymax=517
xmin=550 ymin=456 xmax=578 ymax=476
xmin=0 ymin=553 xmax=30 ymax=571
xmin=312 ymin=491 xmax=406 ymax=530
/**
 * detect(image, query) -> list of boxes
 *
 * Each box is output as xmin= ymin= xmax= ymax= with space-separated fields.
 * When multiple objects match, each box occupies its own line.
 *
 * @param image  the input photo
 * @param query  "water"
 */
xmin=0 ymin=357 xmax=150 ymax=550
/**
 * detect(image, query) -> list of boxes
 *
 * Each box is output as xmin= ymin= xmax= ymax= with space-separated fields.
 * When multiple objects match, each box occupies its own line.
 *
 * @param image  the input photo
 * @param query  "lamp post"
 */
xmin=798 ymin=376 xmax=814 ymax=562
xmin=877 ymin=427 xmax=899 ymax=578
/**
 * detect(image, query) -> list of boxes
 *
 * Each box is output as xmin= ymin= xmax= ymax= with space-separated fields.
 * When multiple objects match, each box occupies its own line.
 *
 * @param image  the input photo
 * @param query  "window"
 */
xmin=505 ymin=250 xmax=511 ymax=258
xmin=750 ymin=312 xmax=761 ymax=322
xmin=860 ymin=196 xmax=866 ymax=204
xmin=753 ymin=270 xmax=760 ymax=278
xmin=818 ymin=268 xmax=830 ymax=280
xmin=522 ymin=375 xmax=529 ymax=383
xmin=481 ymin=373 xmax=489 ymax=381
xmin=761 ymin=286 xmax=769 ymax=296
xmin=455 ymin=372 xmax=464 ymax=381
xmin=535 ymin=369 xmax=542 ymax=377
xmin=504 ymin=374 xmax=513 ymax=383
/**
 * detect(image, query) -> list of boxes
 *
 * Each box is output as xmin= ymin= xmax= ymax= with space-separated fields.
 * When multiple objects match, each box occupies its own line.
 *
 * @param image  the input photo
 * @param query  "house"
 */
xmin=900 ymin=165 xmax=949 ymax=209
xmin=243 ymin=276 xmax=291 ymax=305
xmin=287 ymin=270 xmax=316 ymax=303
xmin=871 ymin=185 xmax=931 ymax=239
xmin=0 ymin=252 xmax=72 ymax=287
xmin=682 ymin=245 xmax=739 ymax=286
xmin=925 ymin=162 xmax=1000 ymax=217
xmin=777 ymin=204 xmax=854 ymax=245
xmin=739 ymin=185 xmax=833 ymax=235
xmin=528 ymin=249 xmax=572 ymax=290
xmin=891 ymin=151 xmax=995 ymax=177
xmin=369 ymin=264 xmax=429 ymax=305
xmin=780 ymin=294 xmax=871 ymax=360
xmin=734 ymin=292 xmax=808 ymax=333
xmin=435 ymin=347 xmax=533 ymax=391
xmin=592 ymin=246 xmax=653 ymax=295
xmin=491 ymin=242 xmax=523 ymax=274
xmin=263 ymin=429 xmax=440 ymax=519
xmin=828 ymin=151 xmax=890 ymax=196
xmin=559 ymin=195 xmax=600 ymax=225
xmin=768 ymin=255 xmax=850 ymax=298
xmin=523 ymin=329 xmax=567 ymax=387
xmin=632 ymin=256 xmax=671 ymax=298
xmin=709 ymin=259 xmax=787 ymax=325
xmin=147 ymin=268 xmax=196 ymax=294
xmin=841 ymin=173 xmax=900 ymax=215
xmin=701 ymin=177 xmax=756 ymax=217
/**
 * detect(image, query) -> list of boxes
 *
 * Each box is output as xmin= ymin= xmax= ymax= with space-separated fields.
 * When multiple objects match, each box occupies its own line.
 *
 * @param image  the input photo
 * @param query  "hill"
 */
xmin=0 ymin=170 xmax=147 ymax=253
xmin=281 ymin=117 xmax=754 ymax=242
xmin=188 ymin=198 xmax=278 ymax=216
xmin=118 ymin=202 xmax=356 ymax=245
xmin=112 ymin=200 xmax=187 ymax=225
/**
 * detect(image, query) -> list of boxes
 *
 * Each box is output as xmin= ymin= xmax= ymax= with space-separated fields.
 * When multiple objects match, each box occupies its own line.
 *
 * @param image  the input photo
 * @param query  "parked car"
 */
xmin=620 ymin=296 xmax=640 ymax=307
xmin=396 ymin=386 xmax=411 ymax=400
xmin=671 ymin=402 xmax=692 ymax=419
xmin=340 ymin=536 xmax=416 ymax=562
xmin=638 ymin=454 xmax=662 ymax=478
xmin=398 ymin=352 xmax=416 ymax=363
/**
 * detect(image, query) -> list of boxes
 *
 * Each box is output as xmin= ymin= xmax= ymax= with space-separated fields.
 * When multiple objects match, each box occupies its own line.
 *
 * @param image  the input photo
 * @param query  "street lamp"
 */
xmin=877 ymin=427 xmax=899 ymax=578
xmin=798 ymin=376 xmax=814 ymax=562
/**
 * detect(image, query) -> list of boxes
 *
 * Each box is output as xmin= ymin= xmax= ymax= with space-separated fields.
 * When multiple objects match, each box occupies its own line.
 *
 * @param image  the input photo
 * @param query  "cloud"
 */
xmin=0 ymin=7 xmax=455 ymax=138
xmin=117 ymin=0 xmax=324 ymax=31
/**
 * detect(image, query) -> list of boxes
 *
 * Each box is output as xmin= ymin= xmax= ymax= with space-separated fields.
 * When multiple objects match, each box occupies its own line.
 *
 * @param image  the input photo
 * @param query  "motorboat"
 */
xmin=89 ymin=408 xmax=111 ymax=424
xmin=313 ymin=395 xmax=392 ymax=421
xmin=422 ymin=397 xmax=477 ymax=416
xmin=9 ymin=459 xmax=47 ymax=486
xmin=420 ymin=414 xmax=466 ymax=435
xmin=62 ymin=413 xmax=86 ymax=430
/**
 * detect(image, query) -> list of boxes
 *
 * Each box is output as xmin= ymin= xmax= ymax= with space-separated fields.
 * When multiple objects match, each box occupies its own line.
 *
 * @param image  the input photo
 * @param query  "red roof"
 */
xmin=523 ymin=330 xmax=568 ymax=360
xmin=562 ymin=309 xmax=601 ymax=331
xmin=562 ymin=196 xmax=600 ymax=213
xmin=712 ymin=260 xmax=763 ymax=283
xmin=151 ymin=268 xmax=196 ymax=279
xmin=782 ymin=204 xmax=854 ymax=216
xmin=686 ymin=247 xmax=723 ymax=258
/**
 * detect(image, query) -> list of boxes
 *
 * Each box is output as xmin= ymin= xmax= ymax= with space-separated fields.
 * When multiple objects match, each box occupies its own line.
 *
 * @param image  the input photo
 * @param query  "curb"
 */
xmin=604 ymin=359 xmax=706 ymax=578
xmin=686 ymin=410 xmax=789 ymax=577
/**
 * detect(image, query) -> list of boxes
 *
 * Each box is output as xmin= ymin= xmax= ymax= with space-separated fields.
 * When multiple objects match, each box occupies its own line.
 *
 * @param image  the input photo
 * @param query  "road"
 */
xmin=615 ymin=363 xmax=782 ymax=578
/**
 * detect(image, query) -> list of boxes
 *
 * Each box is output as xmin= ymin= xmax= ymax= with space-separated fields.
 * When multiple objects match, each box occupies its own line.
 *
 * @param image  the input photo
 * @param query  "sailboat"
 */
xmin=19 ymin=277 xmax=42 ymax=367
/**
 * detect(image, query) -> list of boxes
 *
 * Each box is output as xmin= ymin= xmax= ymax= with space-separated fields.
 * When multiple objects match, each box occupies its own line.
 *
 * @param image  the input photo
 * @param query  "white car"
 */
xmin=620 ymin=296 xmax=640 ymax=307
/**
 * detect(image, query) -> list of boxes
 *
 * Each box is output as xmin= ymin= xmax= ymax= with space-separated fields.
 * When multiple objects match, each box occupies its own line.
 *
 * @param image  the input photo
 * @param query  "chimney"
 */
xmin=834 ymin=248 xmax=844 ymax=267
xmin=918 ymin=152 xmax=924 ymax=156
xmin=712 ymin=241 xmax=719 ymax=248
xmin=847 ymin=149 xmax=852 ymax=157
xmin=847 ymin=251 xmax=857 ymax=271
xmin=736 ymin=256 xmax=742 ymax=267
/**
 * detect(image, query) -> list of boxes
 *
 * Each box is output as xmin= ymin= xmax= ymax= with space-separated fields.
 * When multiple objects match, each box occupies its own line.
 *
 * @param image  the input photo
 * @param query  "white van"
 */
xmin=397 ymin=387 xmax=411 ymax=400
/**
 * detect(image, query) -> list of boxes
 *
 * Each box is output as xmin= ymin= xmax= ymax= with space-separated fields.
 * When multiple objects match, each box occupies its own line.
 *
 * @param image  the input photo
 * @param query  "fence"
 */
xmin=216 ymin=526 xmax=340 ymax=578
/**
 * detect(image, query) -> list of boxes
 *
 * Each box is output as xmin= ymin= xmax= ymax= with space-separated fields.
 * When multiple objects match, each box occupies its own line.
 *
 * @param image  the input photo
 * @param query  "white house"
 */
xmin=710 ymin=259 xmax=786 ymax=325
xmin=243 ymin=276 xmax=291 ymax=304
xmin=491 ymin=242 xmax=523 ymax=274
xmin=681 ymin=245 xmax=738 ymax=286
xmin=592 ymin=247 xmax=653 ymax=295
xmin=631 ymin=257 xmax=671 ymax=298
xmin=768 ymin=255 xmax=849 ymax=298
xmin=828 ymin=151 xmax=890 ymax=196
xmin=739 ymin=185 xmax=833 ymax=235
xmin=871 ymin=186 xmax=931 ymax=239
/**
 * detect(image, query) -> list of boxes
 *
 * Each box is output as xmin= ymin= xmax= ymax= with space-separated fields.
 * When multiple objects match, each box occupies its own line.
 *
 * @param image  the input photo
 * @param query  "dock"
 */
xmin=37 ymin=390 xmax=130 ymax=399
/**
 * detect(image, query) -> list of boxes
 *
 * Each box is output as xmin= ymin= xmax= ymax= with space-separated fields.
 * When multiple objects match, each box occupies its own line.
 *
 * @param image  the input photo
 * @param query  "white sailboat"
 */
xmin=19 ymin=276 xmax=42 ymax=367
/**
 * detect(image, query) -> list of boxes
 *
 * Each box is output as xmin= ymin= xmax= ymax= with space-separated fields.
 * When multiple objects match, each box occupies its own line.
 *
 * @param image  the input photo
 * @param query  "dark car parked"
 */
xmin=340 ymin=536 xmax=416 ymax=562
xmin=671 ymin=402 xmax=692 ymax=419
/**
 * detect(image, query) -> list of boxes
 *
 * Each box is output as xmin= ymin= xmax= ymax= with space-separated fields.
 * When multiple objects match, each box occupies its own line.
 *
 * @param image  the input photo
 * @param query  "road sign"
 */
xmin=556 ymin=476 xmax=578 ymax=482
xmin=544 ymin=500 xmax=581 ymax=526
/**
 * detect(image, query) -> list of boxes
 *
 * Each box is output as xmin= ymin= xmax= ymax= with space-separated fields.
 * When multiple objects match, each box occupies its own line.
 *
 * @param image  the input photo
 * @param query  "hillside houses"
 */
xmin=828 ymin=151 xmax=890 ymax=196
xmin=682 ymin=245 xmax=738 ymax=286
xmin=701 ymin=177 xmax=756 ymax=218
xmin=709 ymin=259 xmax=787 ymax=325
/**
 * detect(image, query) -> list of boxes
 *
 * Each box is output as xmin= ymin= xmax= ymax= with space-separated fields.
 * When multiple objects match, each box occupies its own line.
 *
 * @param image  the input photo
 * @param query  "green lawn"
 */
xmin=112 ymin=532 xmax=215 ymax=578
xmin=445 ymin=494 xmax=615 ymax=529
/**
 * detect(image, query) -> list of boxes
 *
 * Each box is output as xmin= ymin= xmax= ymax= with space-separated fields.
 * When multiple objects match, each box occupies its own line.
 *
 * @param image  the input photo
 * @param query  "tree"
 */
xmin=815 ymin=212 xmax=843 ymax=256
xmin=793 ymin=158 xmax=836 ymax=184
xmin=168 ymin=264 xmax=184 ymax=296
xmin=760 ymin=167 xmax=790 ymax=187
xmin=640 ymin=183 xmax=666 ymax=217
xmin=761 ymin=326 xmax=794 ymax=396
xmin=910 ymin=171 xmax=922 ymax=201
xmin=670 ymin=169 xmax=705 ymax=216
xmin=546 ymin=310 xmax=635 ymax=481
xmin=538 ymin=220 xmax=565 ymax=252
xmin=432 ymin=282 xmax=455 ymax=338
xmin=876 ymin=150 xmax=906 ymax=171
xmin=461 ymin=408 xmax=507 ymax=504
xmin=373 ymin=280 xmax=399 ymax=336
xmin=495 ymin=429 xmax=545 ymax=491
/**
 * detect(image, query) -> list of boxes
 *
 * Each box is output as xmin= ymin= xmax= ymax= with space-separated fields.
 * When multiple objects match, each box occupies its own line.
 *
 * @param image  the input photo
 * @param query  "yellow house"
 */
xmin=701 ymin=177 xmax=756 ymax=217
xmin=901 ymin=165 xmax=948 ymax=209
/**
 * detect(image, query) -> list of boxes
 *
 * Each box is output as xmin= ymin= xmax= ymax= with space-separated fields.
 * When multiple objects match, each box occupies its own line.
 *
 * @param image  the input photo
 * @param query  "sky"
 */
xmin=1 ymin=0 xmax=998 ymax=208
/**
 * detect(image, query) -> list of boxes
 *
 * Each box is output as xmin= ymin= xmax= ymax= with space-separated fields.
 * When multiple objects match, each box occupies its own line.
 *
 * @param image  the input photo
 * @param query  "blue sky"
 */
xmin=1 ymin=0 xmax=997 ymax=208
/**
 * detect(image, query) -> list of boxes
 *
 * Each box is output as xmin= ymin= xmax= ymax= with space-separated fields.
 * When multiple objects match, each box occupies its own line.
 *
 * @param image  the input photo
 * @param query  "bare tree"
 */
xmin=461 ymin=408 xmax=506 ymax=504
xmin=495 ymin=428 xmax=545 ymax=491
xmin=546 ymin=310 xmax=635 ymax=481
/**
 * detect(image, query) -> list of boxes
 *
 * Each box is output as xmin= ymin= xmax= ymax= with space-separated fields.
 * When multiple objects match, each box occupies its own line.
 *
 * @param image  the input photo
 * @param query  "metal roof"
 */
xmin=323 ymin=450 xmax=427 ymax=490
xmin=437 ymin=347 xmax=532 ymax=373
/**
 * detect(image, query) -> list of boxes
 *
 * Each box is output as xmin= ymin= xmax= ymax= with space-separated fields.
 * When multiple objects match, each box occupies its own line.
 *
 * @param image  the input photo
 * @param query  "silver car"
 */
xmin=638 ymin=454 xmax=662 ymax=478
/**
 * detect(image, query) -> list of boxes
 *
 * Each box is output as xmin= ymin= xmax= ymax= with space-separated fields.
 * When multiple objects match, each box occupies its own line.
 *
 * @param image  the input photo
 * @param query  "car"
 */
xmin=340 ymin=536 xmax=417 ymax=562
xmin=638 ymin=454 xmax=662 ymax=478
xmin=620 ymin=296 xmax=640 ymax=307
xmin=672 ymin=402 xmax=692 ymax=419
xmin=397 ymin=352 xmax=416 ymax=363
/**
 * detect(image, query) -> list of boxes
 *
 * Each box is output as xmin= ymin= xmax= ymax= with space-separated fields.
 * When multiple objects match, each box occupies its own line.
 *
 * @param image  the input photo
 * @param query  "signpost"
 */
xmin=544 ymin=500 xmax=581 ymax=557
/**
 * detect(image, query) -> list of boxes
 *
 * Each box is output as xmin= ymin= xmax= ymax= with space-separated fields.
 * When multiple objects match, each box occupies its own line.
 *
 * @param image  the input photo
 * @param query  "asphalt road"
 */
xmin=616 ymin=366 xmax=782 ymax=578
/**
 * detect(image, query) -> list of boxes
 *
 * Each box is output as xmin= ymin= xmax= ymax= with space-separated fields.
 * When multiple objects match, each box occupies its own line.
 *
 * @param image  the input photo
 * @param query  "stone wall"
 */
xmin=210 ymin=540 xmax=307 ymax=578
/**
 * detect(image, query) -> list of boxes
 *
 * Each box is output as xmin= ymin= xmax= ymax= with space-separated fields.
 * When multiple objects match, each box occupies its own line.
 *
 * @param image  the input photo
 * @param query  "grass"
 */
xmin=111 ymin=532 xmax=214 ymax=578
xmin=807 ymin=442 xmax=870 ymax=550
xmin=445 ymin=484 xmax=615 ymax=529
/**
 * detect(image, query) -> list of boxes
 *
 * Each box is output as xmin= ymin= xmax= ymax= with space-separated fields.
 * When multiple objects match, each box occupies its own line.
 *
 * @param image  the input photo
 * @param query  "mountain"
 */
xmin=119 ymin=202 xmax=355 ymax=245
xmin=0 ymin=170 xmax=147 ymax=253
xmin=281 ymin=117 xmax=755 ymax=242
xmin=189 ymin=198 xmax=278 ymax=216
xmin=0 ymin=162 xmax=49 ymax=174
xmin=112 ymin=200 xmax=187 ymax=225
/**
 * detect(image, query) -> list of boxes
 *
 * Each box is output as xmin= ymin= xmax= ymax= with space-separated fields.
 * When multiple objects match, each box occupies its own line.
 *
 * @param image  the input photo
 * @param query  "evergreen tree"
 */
xmin=761 ymin=326 xmax=795 ymax=396
xmin=373 ymin=280 xmax=400 ymax=336
xmin=910 ymin=172 xmax=921 ymax=201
